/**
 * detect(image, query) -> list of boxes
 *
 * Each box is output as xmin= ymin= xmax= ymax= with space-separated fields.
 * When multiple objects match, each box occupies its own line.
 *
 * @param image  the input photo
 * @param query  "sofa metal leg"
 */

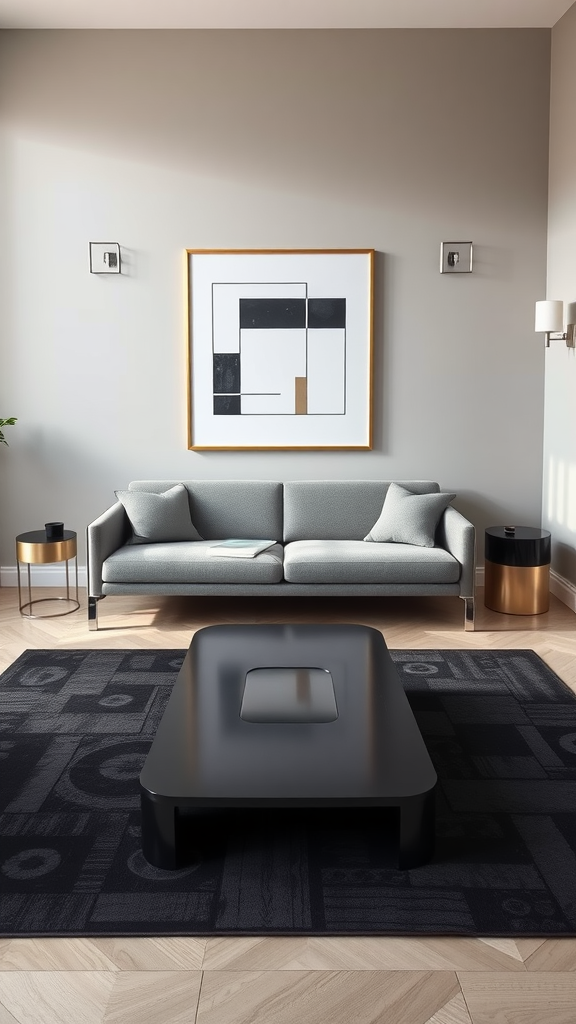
xmin=463 ymin=596 xmax=475 ymax=631
xmin=88 ymin=596 xmax=99 ymax=631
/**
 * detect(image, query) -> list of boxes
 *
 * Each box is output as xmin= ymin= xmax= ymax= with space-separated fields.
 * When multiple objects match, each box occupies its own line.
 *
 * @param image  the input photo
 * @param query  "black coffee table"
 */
xmin=140 ymin=624 xmax=437 ymax=870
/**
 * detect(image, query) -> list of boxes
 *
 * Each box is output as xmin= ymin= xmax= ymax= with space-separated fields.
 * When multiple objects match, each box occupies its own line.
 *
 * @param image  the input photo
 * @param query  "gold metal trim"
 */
xmin=484 ymin=560 xmax=550 ymax=615
xmin=16 ymin=536 xmax=77 ymax=564
xmin=185 ymin=248 xmax=374 ymax=451
xmin=185 ymin=248 xmax=194 ymax=451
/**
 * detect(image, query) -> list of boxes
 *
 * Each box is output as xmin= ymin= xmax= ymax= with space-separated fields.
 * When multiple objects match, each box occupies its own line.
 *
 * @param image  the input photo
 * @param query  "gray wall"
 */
xmin=544 ymin=6 xmax=576 ymax=588
xmin=0 ymin=29 xmax=550 ymax=568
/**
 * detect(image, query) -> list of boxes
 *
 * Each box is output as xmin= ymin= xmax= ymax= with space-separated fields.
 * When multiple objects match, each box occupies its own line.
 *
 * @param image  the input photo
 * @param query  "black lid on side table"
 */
xmin=485 ymin=526 xmax=551 ymax=567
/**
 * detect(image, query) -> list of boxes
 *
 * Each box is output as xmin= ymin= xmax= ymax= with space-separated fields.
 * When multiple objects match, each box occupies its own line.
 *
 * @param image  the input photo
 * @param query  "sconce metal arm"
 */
xmin=545 ymin=328 xmax=575 ymax=348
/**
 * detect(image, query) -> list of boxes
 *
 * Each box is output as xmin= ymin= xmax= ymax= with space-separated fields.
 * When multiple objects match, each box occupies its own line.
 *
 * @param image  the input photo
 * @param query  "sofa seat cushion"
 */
xmin=102 ymin=541 xmax=284 ymax=585
xmin=283 ymin=540 xmax=460 ymax=585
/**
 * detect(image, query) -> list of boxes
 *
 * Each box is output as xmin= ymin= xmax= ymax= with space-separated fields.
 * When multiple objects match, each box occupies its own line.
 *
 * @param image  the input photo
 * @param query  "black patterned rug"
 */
xmin=2 ymin=647 xmax=576 ymax=937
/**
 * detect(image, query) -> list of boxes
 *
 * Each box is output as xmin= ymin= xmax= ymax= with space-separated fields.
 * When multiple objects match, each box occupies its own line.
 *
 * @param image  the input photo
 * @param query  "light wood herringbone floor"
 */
xmin=1 ymin=586 xmax=576 ymax=1024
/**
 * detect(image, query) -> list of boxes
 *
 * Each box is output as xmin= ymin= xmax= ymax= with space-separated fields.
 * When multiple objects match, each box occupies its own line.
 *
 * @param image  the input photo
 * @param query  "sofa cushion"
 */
xmin=283 ymin=540 xmax=460 ymax=585
xmin=115 ymin=484 xmax=203 ymax=543
xmin=283 ymin=480 xmax=441 ymax=542
xmin=364 ymin=483 xmax=456 ymax=548
xmin=128 ymin=480 xmax=283 ymax=542
xmin=102 ymin=541 xmax=284 ymax=585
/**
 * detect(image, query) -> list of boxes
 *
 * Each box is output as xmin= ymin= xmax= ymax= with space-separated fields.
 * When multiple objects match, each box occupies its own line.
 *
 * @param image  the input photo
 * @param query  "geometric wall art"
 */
xmin=186 ymin=249 xmax=374 ymax=449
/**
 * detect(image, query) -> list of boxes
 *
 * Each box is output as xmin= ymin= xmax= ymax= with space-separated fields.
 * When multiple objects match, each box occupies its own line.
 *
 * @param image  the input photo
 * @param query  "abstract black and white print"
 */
xmin=212 ymin=285 xmax=346 ymax=416
xmin=187 ymin=250 xmax=373 ymax=448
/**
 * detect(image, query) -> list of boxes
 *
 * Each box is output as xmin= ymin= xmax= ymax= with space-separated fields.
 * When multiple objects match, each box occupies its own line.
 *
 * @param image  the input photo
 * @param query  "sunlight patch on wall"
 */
xmin=569 ymin=464 xmax=576 ymax=533
xmin=545 ymin=455 xmax=576 ymax=533
xmin=547 ymin=455 xmax=555 ymax=522
xmin=557 ymin=458 xmax=565 ymax=527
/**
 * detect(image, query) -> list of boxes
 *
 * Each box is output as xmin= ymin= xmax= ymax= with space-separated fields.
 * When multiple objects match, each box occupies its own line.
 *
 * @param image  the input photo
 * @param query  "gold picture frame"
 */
xmin=186 ymin=248 xmax=374 ymax=450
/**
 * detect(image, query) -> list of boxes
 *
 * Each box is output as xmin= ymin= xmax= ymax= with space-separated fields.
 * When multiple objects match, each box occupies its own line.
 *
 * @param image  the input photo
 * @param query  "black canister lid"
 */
xmin=485 ymin=526 xmax=551 ymax=567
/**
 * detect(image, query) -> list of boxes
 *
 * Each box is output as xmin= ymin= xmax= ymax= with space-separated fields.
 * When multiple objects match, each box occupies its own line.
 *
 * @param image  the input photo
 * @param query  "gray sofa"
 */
xmin=86 ymin=479 xmax=476 ymax=630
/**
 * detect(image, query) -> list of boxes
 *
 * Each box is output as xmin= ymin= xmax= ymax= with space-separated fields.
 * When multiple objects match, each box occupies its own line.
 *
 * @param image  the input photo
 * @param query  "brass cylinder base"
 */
xmin=16 ymin=536 xmax=76 ymax=564
xmin=484 ymin=559 xmax=550 ymax=615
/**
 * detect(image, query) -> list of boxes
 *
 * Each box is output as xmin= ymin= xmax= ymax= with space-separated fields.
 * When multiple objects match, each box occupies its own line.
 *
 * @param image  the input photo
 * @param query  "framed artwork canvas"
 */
xmin=186 ymin=249 xmax=374 ymax=450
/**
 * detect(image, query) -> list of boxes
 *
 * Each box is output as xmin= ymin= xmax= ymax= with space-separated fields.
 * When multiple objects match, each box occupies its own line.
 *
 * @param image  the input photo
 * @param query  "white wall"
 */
xmin=0 ymin=29 xmax=550 ymax=568
xmin=544 ymin=5 xmax=576 ymax=591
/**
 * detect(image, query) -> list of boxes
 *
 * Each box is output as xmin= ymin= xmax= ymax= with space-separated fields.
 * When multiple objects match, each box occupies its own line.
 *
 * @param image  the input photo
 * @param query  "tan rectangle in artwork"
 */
xmin=295 ymin=377 xmax=307 ymax=415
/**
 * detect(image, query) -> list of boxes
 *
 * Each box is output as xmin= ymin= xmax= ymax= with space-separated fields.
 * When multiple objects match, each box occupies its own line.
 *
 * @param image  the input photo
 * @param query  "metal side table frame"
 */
xmin=16 ymin=530 xmax=80 ymax=618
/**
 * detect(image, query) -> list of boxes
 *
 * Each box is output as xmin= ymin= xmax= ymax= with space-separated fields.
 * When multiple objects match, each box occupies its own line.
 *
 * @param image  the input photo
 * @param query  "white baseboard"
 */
xmin=550 ymin=570 xmax=576 ymax=613
xmin=1 ymin=565 xmax=87 ymax=588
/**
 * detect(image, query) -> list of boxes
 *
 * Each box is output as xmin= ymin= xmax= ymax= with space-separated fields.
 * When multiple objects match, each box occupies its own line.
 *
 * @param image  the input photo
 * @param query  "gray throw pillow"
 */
xmin=364 ymin=482 xmax=455 ymax=548
xmin=115 ymin=483 xmax=203 ymax=543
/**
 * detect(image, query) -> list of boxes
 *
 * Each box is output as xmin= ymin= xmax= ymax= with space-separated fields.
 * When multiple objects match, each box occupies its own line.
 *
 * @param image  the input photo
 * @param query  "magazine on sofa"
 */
xmin=208 ymin=539 xmax=277 ymax=558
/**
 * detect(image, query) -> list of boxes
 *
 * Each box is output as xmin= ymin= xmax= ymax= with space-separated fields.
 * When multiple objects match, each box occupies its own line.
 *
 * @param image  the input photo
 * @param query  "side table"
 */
xmin=484 ymin=526 xmax=551 ymax=615
xmin=16 ymin=529 xmax=80 ymax=618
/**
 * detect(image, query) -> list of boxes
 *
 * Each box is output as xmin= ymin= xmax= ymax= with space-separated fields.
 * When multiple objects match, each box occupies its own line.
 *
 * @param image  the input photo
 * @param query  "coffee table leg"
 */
xmin=141 ymin=791 xmax=178 ymax=868
xmin=398 ymin=790 xmax=435 ymax=869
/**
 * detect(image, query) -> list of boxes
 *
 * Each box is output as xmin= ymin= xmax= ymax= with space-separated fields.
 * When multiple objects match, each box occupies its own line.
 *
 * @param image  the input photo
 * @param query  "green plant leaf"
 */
xmin=0 ymin=417 xmax=17 ymax=445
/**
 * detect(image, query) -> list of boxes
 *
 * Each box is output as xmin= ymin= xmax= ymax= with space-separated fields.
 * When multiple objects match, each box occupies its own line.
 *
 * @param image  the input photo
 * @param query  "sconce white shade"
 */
xmin=535 ymin=299 xmax=563 ymax=333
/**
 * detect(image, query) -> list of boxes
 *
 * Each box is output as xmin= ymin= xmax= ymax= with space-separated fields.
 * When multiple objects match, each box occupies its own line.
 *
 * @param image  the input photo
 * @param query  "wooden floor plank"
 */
xmin=458 ymin=972 xmax=576 ymax=1024
xmin=202 ymin=936 xmax=527 ymax=972
xmin=425 ymin=992 xmax=473 ymax=1024
xmin=513 ymin=937 xmax=547 ymax=960
xmin=0 ymin=1001 xmax=21 ymax=1024
xmin=522 ymin=938 xmax=576 ymax=972
xmin=0 ymin=939 xmax=119 ymax=973
xmin=0 ymin=972 xmax=116 ymax=1024
xmin=477 ymin=938 xmax=524 ymax=962
xmin=103 ymin=971 xmax=202 ymax=1024
xmin=196 ymin=970 xmax=459 ymax=1024
xmin=90 ymin=937 xmax=206 ymax=972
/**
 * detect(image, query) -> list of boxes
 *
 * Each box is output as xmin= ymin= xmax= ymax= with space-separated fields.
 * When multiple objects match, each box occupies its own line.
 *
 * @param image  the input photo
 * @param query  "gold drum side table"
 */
xmin=484 ymin=526 xmax=551 ymax=615
xmin=16 ymin=529 xmax=80 ymax=617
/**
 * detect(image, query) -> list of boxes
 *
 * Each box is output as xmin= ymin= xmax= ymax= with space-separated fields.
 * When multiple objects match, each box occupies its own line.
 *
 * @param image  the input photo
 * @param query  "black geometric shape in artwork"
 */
xmin=308 ymin=298 xmax=346 ymax=329
xmin=239 ymin=298 xmax=306 ymax=329
xmin=213 ymin=354 xmax=240 ymax=394
xmin=214 ymin=395 xmax=241 ymax=415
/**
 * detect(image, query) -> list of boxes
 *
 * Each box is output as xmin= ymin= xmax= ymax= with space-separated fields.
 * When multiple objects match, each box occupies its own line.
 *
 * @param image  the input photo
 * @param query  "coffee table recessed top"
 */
xmin=140 ymin=624 xmax=437 ymax=870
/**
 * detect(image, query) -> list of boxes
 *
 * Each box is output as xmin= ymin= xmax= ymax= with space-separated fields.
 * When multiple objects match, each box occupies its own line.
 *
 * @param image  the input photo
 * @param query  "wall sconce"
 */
xmin=535 ymin=300 xmax=576 ymax=348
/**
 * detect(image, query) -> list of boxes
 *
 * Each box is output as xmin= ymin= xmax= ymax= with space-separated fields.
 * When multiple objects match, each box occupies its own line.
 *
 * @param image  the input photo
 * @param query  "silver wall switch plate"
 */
xmin=90 ymin=242 xmax=121 ymax=274
xmin=440 ymin=241 xmax=473 ymax=274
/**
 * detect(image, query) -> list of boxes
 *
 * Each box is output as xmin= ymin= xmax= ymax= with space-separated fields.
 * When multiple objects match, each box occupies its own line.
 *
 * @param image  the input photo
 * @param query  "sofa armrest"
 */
xmin=86 ymin=502 xmax=130 ymax=598
xmin=436 ymin=506 xmax=476 ymax=597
